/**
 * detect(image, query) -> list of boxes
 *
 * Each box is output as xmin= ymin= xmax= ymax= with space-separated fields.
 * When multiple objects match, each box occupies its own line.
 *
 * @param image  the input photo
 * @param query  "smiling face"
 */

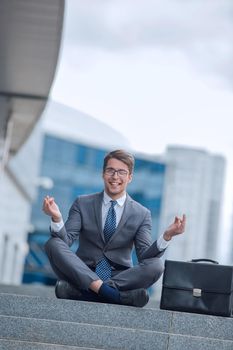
xmin=103 ymin=158 xmax=133 ymax=199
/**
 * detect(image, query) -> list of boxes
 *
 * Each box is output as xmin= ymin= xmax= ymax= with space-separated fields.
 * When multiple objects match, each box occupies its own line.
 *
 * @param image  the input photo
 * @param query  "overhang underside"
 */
xmin=0 ymin=0 xmax=65 ymax=155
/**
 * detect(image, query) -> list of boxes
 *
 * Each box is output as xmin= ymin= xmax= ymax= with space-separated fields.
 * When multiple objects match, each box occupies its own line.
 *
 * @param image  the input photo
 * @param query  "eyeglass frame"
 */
xmin=104 ymin=167 xmax=129 ymax=177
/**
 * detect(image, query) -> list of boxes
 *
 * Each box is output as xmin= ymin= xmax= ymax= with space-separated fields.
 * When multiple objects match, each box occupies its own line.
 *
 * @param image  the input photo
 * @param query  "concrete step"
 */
xmin=0 ymin=293 xmax=233 ymax=342
xmin=0 ymin=293 xmax=170 ymax=333
xmin=0 ymin=283 xmax=55 ymax=297
xmin=0 ymin=282 xmax=160 ymax=308
xmin=0 ymin=292 xmax=233 ymax=350
xmin=0 ymin=315 xmax=233 ymax=350
xmin=0 ymin=339 xmax=100 ymax=350
xmin=0 ymin=315 xmax=168 ymax=350
xmin=168 ymin=335 xmax=233 ymax=350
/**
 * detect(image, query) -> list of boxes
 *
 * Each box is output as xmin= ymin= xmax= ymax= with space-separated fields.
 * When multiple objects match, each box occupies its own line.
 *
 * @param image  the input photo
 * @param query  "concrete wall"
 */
xmin=0 ymin=123 xmax=43 ymax=284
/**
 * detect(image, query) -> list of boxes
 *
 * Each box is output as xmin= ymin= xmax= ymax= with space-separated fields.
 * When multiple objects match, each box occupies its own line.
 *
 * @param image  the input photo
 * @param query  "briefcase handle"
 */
xmin=190 ymin=258 xmax=219 ymax=264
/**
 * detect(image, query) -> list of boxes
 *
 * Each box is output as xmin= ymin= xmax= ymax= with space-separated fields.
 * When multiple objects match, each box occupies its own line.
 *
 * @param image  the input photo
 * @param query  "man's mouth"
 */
xmin=109 ymin=182 xmax=120 ymax=186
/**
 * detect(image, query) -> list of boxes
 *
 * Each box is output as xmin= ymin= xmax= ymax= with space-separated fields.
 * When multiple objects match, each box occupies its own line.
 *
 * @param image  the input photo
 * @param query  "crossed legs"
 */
xmin=45 ymin=237 xmax=164 ymax=295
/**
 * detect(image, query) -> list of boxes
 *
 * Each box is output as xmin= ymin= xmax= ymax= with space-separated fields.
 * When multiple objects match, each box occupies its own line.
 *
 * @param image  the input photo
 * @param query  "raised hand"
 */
xmin=42 ymin=195 xmax=62 ymax=222
xmin=163 ymin=214 xmax=186 ymax=241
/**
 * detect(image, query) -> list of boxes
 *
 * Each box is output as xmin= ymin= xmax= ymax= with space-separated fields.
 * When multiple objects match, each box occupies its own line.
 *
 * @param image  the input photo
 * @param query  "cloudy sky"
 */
xmin=51 ymin=0 xmax=233 ymax=257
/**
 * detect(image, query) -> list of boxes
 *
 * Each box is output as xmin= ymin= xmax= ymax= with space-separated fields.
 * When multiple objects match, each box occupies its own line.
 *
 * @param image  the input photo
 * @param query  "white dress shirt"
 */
xmin=51 ymin=191 xmax=170 ymax=251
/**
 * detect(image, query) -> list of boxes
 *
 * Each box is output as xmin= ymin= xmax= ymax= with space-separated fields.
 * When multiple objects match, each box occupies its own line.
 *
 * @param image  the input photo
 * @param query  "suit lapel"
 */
xmin=94 ymin=191 xmax=105 ymax=242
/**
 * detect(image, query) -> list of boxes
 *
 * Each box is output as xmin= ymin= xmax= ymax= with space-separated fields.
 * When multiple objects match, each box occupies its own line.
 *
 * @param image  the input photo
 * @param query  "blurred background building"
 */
xmin=159 ymin=146 xmax=226 ymax=262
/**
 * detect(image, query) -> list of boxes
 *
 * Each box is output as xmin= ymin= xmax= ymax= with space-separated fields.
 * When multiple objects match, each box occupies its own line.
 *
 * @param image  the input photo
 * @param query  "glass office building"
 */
xmin=23 ymin=102 xmax=166 ymax=284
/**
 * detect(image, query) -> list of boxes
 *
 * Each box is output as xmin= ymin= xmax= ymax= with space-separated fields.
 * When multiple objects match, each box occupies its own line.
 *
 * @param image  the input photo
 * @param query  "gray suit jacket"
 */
xmin=51 ymin=191 xmax=165 ymax=268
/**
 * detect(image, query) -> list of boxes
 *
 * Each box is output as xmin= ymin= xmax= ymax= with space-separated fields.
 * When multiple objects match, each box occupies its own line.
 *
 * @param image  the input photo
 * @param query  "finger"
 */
xmin=180 ymin=215 xmax=186 ymax=229
xmin=48 ymin=197 xmax=55 ymax=205
xmin=42 ymin=202 xmax=49 ymax=212
xmin=175 ymin=216 xmax=182 ymax=224
xmin=43 ymin=197 xmax=51 ymax=209
xmin=43 ymin=196 xmax=51 ymax=205
xmin=43 ymin=197 xmax=47 ymax=204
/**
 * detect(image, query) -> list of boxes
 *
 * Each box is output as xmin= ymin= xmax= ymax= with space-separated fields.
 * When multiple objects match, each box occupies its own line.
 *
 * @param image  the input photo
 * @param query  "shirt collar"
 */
xmin=103 ymin=191 xmax=126 ymax=207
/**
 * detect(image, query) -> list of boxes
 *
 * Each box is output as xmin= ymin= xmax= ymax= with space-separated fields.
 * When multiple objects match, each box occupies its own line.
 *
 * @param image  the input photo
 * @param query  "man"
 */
xmin=43 ymin=149 xmax=186 ymax=307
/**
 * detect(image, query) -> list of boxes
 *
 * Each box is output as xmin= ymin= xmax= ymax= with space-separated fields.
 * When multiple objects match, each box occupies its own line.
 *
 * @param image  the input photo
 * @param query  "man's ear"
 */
xmin=128 ymin=174 xmax=133 ymax=183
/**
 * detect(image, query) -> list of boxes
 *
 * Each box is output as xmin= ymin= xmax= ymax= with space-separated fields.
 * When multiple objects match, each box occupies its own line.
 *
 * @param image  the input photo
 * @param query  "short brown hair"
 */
xmin=103 ymin=150 xmax=135 ymax=174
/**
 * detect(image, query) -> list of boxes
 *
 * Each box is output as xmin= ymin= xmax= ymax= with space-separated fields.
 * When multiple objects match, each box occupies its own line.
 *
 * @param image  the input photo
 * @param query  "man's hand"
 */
xmin=163 ymin=214 xmax=186 ymax=241
xmin=42 ymin=196 xmax=62 ymax=223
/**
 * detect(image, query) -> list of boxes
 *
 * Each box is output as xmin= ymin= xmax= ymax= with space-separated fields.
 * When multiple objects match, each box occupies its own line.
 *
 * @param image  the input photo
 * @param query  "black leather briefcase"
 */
xmin=160 ymin=259 xmax=233 ymax=317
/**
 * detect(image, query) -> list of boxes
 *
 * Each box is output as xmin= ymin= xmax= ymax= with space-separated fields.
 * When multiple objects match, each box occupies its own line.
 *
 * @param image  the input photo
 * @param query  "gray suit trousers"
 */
xmin=45 ymin=237 xmax=164 ymax=291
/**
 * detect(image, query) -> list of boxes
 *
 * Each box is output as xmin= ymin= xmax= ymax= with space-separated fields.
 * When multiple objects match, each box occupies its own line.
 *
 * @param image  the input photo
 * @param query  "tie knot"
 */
xmin=110 ymin=200 xmax=117 ymax=208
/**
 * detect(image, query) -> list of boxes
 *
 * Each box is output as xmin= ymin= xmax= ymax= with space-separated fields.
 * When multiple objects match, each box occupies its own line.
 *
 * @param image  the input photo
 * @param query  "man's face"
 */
xmin=103 ymin=158 xmax=133 ymax=199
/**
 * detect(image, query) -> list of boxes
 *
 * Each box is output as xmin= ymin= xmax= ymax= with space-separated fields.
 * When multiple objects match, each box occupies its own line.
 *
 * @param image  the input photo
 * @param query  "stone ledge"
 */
xmin=0 ymin=339 xmax=100 ymax=350
xmin=0 ymin=293 xmax=232 ymax=342
xmin=0 ymin=315 xmax=168 ymax=350
xmin=0 ymin=293 xmax=171 ymax=333
xmin=168 ymin=334 xmax=233 ymax=350
xmin=0 ymin=284 xmax=55 ymax=297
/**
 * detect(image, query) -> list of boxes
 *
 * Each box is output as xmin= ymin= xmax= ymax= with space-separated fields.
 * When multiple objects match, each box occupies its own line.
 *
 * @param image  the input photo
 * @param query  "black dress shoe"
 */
xmin=119 ymin=288 xmax=149 ymax=307
xmin=55 ymin=280 xmax=82 ymax=300
xmin=55 ymin=280 xmax=102 ymax=303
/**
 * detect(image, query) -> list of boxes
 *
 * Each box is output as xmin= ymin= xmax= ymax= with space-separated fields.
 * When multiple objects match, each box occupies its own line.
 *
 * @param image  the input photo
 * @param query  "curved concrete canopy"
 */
xmin=0 ymin=0 xmax=64 ymax=155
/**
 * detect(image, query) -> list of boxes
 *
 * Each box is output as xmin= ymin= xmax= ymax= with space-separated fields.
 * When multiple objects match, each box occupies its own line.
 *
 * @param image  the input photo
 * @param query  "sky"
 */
xmin=51 ymin=0 xmax=233 ymax=258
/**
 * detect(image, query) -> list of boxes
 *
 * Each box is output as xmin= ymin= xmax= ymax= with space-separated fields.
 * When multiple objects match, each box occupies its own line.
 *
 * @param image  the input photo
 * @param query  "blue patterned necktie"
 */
xmin=95 ymin=200 xmax=117 ymax=281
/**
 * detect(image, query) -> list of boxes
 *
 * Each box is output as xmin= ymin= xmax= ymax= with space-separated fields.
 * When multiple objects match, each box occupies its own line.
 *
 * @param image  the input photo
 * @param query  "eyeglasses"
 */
xmin=104 ymin=167 xmax=129 ymax=177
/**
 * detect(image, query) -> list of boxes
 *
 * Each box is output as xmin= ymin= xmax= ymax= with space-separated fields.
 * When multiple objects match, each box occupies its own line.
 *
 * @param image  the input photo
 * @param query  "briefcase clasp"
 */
xmin=193 ymin=288 xmax=202 ymax=297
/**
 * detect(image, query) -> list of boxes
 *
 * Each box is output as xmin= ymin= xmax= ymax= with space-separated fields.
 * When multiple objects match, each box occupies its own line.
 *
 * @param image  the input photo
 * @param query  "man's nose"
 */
xmin=112 ymin=171 xmax=119 ymax=178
